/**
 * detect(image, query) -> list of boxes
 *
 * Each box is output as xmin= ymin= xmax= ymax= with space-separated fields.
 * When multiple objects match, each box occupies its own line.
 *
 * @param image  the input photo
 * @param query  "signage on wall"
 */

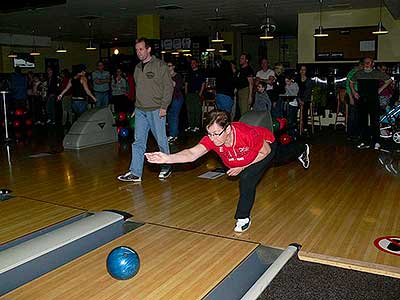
xmin=162 ymin=38 xmax=192 ymax=50
xmin=316 ymin=52 xmax=344 ymax=61
xmin=374 ymin=236 xmax=400 ymax=256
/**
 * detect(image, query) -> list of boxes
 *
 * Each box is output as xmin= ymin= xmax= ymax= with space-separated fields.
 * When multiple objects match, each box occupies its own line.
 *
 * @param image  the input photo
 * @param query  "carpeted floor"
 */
xmin=258 ymin=256 xmax=400 ymax=300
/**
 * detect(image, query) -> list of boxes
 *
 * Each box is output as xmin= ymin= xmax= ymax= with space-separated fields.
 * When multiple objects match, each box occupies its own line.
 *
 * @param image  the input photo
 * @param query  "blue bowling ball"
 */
xmin=106 ymin=246 xmax=140 ymax=280
xmin=119 ymin=127 xmax=129 ymax=138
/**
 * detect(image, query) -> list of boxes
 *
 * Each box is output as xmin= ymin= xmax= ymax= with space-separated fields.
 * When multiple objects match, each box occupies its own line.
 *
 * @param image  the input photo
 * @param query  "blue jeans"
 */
xmin=167 ymin=98 xmax=184 ymax=137
xmin=216 ymin=93 xmax=233 ymax=113
xmin=72 ymin=100 xmax=87 ymax=118
xmin=129 ymin=108 xmax=170 ymax=177
xmin=95 ymin=91 xmax=109 ymax=108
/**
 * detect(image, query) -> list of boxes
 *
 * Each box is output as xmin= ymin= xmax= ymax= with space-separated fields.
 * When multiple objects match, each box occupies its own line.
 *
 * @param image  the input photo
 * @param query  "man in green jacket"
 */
xmin=118 ymin=38 xmax=174 ymax=182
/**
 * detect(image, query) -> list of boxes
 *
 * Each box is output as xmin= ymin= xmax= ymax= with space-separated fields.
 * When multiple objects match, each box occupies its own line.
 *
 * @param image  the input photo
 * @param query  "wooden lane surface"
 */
xmin=0 ymin=197 xmax=84 ymax=245
xmin=1 ymin=224 xmax=258 ymax=300
xmin=2 ymin=142 xmax=400 ymax=276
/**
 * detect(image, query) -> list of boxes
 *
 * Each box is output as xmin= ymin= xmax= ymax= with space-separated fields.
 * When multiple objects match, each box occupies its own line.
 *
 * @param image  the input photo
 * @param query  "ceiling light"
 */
xmin=372 ymin=0 xmax=389 ymax=35
xmin=7 ymin=34 xmax=17 ymax=58
xmin=113 ymin=48 xmax=120 ymax=55
xmin=211 ymin=8 xmax=224 ymax=43
xmin=161 ymin=50 xmax=167 ymax=54
xmin=206 ymin=48 xmax=216 ymax=52
xmin=314 ymin=0 xmax=329 ymax=38
xmin=86 ymin=40 xmax=96 ymax=50
xmin=259 ymin=3 xmax=275 ymax=40
xmin=211 ymin=31 xmax=224 ymax=43
xmin=30 ymin=48 xmax=40 ymax=56
xmin=86 ymin=22 xmax=97 ymax=50
xmin=218 ymin=49 xmax=227 ymax=53
xmin=313 ymin=25 xmax=329 ymax=38
xmin=56 ymin=46 xmax=67 ymax=53
xmin=171 ymin=51 xmax=179 ymax=55
xmin=8 ymin=51 xmax=17 ymax=58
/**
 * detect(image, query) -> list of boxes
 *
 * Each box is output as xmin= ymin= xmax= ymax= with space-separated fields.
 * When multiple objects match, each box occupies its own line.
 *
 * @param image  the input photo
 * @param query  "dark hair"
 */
xmin=259 ymin=57 xmax=268 ymax=64
xmin=165 ymin=60 xmax=175 ymax=66
xmin=205 ymin=109 xmax=231 ymax=129
xmin=257 ymin=81 xmax=268 ymax=89
xmin=241 ymin=52 xmax=250 ymax=61
xmin=97 ymin=60 xmax=105 ymax=66
xmin=72 ymin=64 xmax=86 ymax=76
xmin=62 ymin=69 xmax=70 ymax=78
xmin=136 ymin=37 xmax=151 ymax=49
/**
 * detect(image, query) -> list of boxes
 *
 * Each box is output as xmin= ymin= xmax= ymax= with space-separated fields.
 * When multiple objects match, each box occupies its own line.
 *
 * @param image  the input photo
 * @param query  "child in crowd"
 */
xmin=253 ymin=81 xmax=272 ymax=112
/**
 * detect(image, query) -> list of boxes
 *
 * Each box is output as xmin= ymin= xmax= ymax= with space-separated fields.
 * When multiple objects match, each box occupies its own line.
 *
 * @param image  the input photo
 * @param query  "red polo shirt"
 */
xmin=200 ymin=122 xmax=275 ymax=168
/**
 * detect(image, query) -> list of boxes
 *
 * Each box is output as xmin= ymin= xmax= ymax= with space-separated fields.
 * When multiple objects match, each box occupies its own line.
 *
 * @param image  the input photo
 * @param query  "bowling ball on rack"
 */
xmin=119 ymin=127 xmax=129 ymax=138
xmin=15 ymin=109 xmax=24 ymax=116
xmin=118 ymin=112 xmax=127 ymax=122
xmin=279 ymin=133 xmax=292 ymax=145
xmin=272 ymin=120 xmax=280 ymax=133
xmin=106 ymin=246 xmax=140 ymax=280
xmin=13 ymin=120 xmax=21 ymax=128
xmin=25 ymin=119 xmax=33 ymax=126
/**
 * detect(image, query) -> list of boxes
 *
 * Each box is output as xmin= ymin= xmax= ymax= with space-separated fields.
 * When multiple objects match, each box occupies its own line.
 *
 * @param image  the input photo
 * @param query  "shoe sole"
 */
xmin=298 ymin=144 xmax=310 ymax=169
xmin=117 ymin=176 xmax=142 ymax=182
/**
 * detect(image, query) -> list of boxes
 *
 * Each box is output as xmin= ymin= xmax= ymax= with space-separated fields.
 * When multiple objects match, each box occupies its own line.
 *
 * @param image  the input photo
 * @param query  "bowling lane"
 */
xmin=0 ymin=197 xmax=84 ymax=245
xmin=2 ymin=224 xmax=258 ymax=300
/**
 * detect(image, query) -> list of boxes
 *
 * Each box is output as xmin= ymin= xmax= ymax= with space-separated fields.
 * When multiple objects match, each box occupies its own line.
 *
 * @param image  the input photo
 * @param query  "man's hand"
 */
xmin=227 ymin=167 xmax=244 ymax=176
xmin=353 ymin=91 xmax=360 ymax=100
xmin=159 ymin=108 xmax=167 ymax=117
xmin=57 ymin=95 xmax=62 ymax=101
xmin=145 ymin=152 xmax=169 ymax=164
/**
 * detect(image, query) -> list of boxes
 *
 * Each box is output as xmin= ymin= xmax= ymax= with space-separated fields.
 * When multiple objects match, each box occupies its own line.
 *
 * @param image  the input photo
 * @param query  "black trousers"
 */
xmin=235 ymin=142 xmax=277 ymax=219
xmin=235 ymin=141 xmax=306 ymax=219
xmin=359 ymin=95 xmax=380 ymax=145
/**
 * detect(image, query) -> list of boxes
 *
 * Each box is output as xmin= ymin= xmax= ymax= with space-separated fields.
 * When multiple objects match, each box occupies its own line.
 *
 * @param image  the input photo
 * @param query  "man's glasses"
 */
xmin=207 ymin=125 xmax=228 ymax=138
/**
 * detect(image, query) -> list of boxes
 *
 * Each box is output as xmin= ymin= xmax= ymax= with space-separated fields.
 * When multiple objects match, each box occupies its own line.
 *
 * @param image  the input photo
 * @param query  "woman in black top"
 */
xmin=296 ymin=65 xmax=313 ymax=134
xmin=58 ymin=64 xmax=96 ymax=118
xmin=46 ymin=67 xmax=59 ymax=124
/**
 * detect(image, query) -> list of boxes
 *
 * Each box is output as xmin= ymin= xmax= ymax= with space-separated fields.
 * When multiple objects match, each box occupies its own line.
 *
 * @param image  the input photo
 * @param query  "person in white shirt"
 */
xmin=282 ymin=74 xmax=299 ymax=137
xmin=255 ymin=58 xmax=275 ymax=91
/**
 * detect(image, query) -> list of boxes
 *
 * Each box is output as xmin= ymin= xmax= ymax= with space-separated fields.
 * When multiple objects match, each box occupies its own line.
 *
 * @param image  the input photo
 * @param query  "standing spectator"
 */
xmin=350 ymin=57 xmax=393 ymax=150
xmin=117 ymin=38 xmax=174 ymax=183
xmin=92 ymin=61 xmax=111 ymax=108
xmin=58 ymin=64 xmax=97 ymax=118
xmin=215 ymin=60 xmax=235 ymax=113
xmin=111 ymin=68 xmax=128 ymax=113
xmin=296 ymin=65 xmax=313 ymax=135
xmin=26 ymin=71 xmax=34 ymax=112
xmin=59 ymin=69 xmax=73 ymax=126
xmin=271 ymin=63 xmax=286 ymax=118
xmin=255 ymin=58 xmax=275 ymax=90
xmin=46 ymin=67 xmax=58 ymax=125
xmin=377 ymin=64 xmax=394 ymax=113
xmin=185 ymin=58 xmax=206 ymax=133
xmin=166 ymin=60 xmax=184 ymax=143
xmin=345 ymin=59 xmax=363 ymax=140
xmin=283 ymin=74 xmax=299 ymax=137
xmin=32 ymin=74 xmax=44 ymax=125
xmin=10 ymin=66 xmax=27 ymax=110
xmin=236 ymin=52 xmax=254 ymax=117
